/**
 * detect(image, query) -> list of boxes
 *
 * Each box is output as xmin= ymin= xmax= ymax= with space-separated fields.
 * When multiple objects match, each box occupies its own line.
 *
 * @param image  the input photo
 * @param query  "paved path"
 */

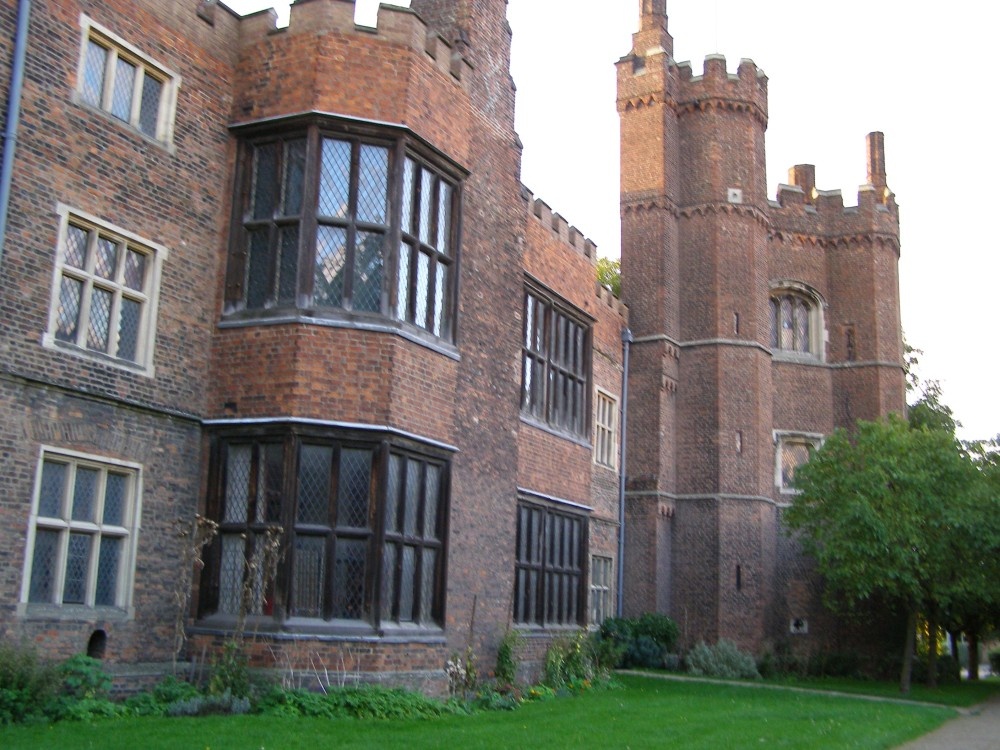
xmin=896 ymin=693 xmax=1000 ymax=749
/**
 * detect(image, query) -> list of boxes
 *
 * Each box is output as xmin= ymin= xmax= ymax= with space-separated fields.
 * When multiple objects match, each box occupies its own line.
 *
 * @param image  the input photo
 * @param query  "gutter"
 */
xmin=616 ymin=326 xmax=633 ymax=618
xmin=0 ymin=0 xmax=32 ymax=266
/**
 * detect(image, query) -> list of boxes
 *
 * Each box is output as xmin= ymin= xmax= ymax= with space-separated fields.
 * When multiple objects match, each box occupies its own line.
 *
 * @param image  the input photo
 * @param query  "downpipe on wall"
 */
xmin=616 ymin=326 xmax=633 ymax=618
xmin=0 ymin=0 xmax=32 ymax=267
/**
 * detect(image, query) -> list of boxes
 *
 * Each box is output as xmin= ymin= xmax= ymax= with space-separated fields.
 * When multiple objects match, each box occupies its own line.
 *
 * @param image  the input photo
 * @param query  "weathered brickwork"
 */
xmin=0 ymin=0 xmax=904 ymax=688
xmin=619 ymin=1 xmax=905 ymax=656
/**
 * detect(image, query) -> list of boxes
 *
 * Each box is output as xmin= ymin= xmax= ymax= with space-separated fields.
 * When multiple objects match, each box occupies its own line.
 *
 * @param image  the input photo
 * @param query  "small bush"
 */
xmin=626 ymin=635 xmax=665 ymax=669
xmin=58 ymin=654 xmax=111 ymax=700
xmin=0 ymin=644 xmax=58 ymax=725
xmin=596 ymin=614 xmax=679 ymax=669
xmin=634 ymin=613 xmax=679 ymax=653
xmin=472 ymin=686 xmax=520 ymax=711
xmin=256 ymin=687 xmax=340 ymax=718
xmin=495 ymin=630 xmax=522 ymax=686
xmin=324 ymin=685 xmax=452 ymax=720
xmin=685 ymin=639 xmax=760 ymax=680
xmin=542 ymin=632 xmax=596 ymax=689
xmin=208 ymin=639 xmax=250 ymax=699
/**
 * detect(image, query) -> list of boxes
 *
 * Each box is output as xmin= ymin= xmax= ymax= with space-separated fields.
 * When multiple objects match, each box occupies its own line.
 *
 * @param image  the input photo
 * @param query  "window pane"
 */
xmin=314 ymin=226 xmax=347 ymax=308
xmin=418 ymin=170 xmax=433 ymax=245
xmin=770 ymin=299 xmax=779 ymax=348
xmin=395 ymin=242 xmax=411 ymax=321
xmin=277 ymin=226 xmax=299 ymax=305
xmin=398 ymin=545 xmax=416 ymax=622
xmin=403 ymin=459 xmax=420 ymax=537
xmin=283 ymin=139 xmax=307 ymax=216
xmin=356 ymin=145 xmax=389 ymax=224
xmin=29 ymin=529 xmax=59 ymax=603
xmin=401 ymin=159 xmax=416 ymax=235
xmin=94 ymin=238 xmax=118 ymax=280
xmin=414 ymin=251 xmax=430 ymax=329
xmin=82 ymin=40 xmax=108 ymax=107
xmin=123 ymin=249 xmax=147 ymax=291
xmin=298 ymin=445 xmax=332 ymax=525
xmin=110 ymin=58 xmax=136 ymax=121
xmin=218 ymin=534 xmax=245 ymax=614
xmin=38 ymin=461 xmax=67 ymax=517
xmin=292 ymin=536 xmax=326 ymax=618
xmin=436 ymin=182 xmax=451 ymax=253
xmin=337 ymin=449 xmax=371 ymax=529
xmin=116 ymin=297 xmax=141 ymax=362
xmin=259 ymin=444 xmax=284 ymax=523
xmin=63 ymin=533 xmax=91 ymax=604
xmin=796 ymin=299 xmax=810 ymax=352
xmin=95 ymin=536 xmax=121 ymax=606
xmin=381 ymin=542 xmax=398 ymax=618
xmin=224 ymin=445 xmax=251 ymax=524
xmin=318 ymin=138 xmax=351 ymax=219
xmin=86 ymin=287 xmax=112 ymax=352
xmin=419 ymin=548 xmax=437 ymax=623
xmin=433 ymin=264 xmax=446 ymax=337
xmin=72 ymin=467 xmax=99 ymax=522
xmin=138 ymin=73 xmax=162 ymax=137
xmin=251 ymin=143 xmax=278 ymax=221
xmin=385 ymin=454 xmax=402 ymax=534
xmin=246 ymin=230 xmax=272 ymax=309
xmin=780 ymin=296 xmax=794 ymax=349
xmin=103 ymin=473 xmax=127 ymax=526
xmin=64 ymin=225 xmax=89 ymax=268
xmin=423 ymin=464 xmax=440 ymax=540
xmin=332 ymin=538 xmax=367 ymax=619
xmin=352 ymin=232 xmax=383 ymax=313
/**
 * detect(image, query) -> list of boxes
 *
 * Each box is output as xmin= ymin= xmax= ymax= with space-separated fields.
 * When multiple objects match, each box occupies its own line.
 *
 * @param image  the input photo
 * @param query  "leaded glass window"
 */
xmin=24 ymin=453 xmax=138 ymax=609
xmin=514 ymin=502 xmax=586 ymax=627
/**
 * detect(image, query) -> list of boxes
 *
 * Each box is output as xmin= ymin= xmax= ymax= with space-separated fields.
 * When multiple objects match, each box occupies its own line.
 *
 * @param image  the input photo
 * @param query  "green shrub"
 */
xmin=324 ymin=685 xmax=452 ymax=720
xmin=0 ymin=643 xmax=58 ymax=725
xmin=634 ymin=613 xmax=679 ymax=653
xmin=542 ymin=632 xmax=596 ymax=689
xmin=472 ymin=686 xmax=520 ymax=711
xmin=123 ymin=676 xmax=201 ymax=717
xmin=597 ymin=614 xmax=679 ymax=669
xmin=208 ymin=639 xmax=250 ymax=699
xmin=47 ymin=695 xmax=125 ymax=722
xmin=58 ymin=654 xmax=111 ymax=700
xmin=495 ymin=630 xmax=522 ymax=686
xmin=255 ymin=687 xmax=340 ymax=718
xmin=685 ymin=639 xmax=760 ymax=680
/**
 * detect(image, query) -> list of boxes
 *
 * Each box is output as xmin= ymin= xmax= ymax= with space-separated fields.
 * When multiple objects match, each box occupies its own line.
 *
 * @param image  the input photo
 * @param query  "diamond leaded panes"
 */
xmin=208 ymin=434 xmax=448 ymax=630
xmin=514 ymin=502 xmax=585 ymax=626
xmin=78 ymin=24 xmax=174 ymax=143
xmin=231 ymin=126 xmax=458 ymax=340
xmin=26 ymin=454 xmax=136 ymax=609
xmin=51 ymin=217 xmax=156 ymax=367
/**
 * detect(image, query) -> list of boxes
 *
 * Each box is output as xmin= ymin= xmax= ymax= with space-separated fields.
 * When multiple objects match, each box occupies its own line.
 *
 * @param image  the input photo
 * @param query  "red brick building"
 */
xmin=0 ymin=0 xmax=901 ymax=688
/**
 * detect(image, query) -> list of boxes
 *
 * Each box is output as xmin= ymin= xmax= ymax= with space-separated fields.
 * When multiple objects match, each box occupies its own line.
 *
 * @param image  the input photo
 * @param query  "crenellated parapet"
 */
xmin=522 ymin=185 xmax=598 ymax=262
xmin=233 ymin=0 xmax=474 ymax=88
xmin=769 ymin=133 xmax=899 ymax=254
xmin=674 ymin=56 xmax=768 ymax=126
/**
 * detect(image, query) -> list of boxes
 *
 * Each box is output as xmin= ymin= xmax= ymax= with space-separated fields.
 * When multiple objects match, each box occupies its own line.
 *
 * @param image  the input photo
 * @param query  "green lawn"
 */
xmin=0 ymin=675 xmax=958 ymax=749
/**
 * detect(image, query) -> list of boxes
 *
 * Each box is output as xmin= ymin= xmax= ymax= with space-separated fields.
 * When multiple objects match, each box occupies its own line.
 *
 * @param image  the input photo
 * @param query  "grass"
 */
xmin=763 ymin=674 xmax=1000 ymax=707
xmin=0 ymin=675 xmax=957 ymax=749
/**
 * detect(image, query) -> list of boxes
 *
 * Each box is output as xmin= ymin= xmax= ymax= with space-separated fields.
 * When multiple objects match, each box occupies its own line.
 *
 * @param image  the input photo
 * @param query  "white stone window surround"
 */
xmin=18 ymin=446 xmax=143 ymax=619
xmin=773 ymin=430 xmax=825 ymax=496
xmin=769 ymin=280 xmax=827 ymax=363
xmin=43 ymin=204 xmax=167 ymax=377
xmin=73 ymin=14 xmax=181 ymax=148
xmin=593 ymin=388 xmax=619 ymax=469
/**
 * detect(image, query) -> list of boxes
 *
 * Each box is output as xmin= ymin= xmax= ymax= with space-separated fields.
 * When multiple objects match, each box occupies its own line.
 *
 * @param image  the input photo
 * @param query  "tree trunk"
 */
xmin=900 ymin=608 xmax=917 ymax=694
xmin=927 ymin=608 xmax=939 ymax=688
xmin=968 ymin=631 xmax=980 ymax=681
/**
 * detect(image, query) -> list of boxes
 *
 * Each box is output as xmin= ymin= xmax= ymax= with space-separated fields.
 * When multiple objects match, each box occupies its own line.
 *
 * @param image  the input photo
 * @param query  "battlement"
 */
xmin=771 ymin=133 xmax=898 ymax=234
xmin=673 ymin=55 xmax=768 ymax=122
xmin=522 ymin=186 xmax=598 ymax=262
xmin=232 ymin=0 xmax=473 ymax=85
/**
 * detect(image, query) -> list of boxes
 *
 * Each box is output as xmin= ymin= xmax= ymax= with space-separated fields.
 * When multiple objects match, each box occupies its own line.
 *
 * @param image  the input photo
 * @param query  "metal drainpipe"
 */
xmin=616 ymin=326 xmax=633 ymax=618
xmin=0 ymin=0 xmax=32 ymax=267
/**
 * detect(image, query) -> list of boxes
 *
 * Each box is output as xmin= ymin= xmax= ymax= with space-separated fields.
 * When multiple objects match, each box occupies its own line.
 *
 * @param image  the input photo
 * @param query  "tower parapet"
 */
xmin=674 ymin=56 xmax=768 ymax=126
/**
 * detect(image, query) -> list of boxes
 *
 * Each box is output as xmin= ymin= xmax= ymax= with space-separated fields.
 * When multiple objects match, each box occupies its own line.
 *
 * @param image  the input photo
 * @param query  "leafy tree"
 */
xmin=596 ymin=257 xmax=620 ymax=298
xmin=785 ymin=415 xmax=980 ymax=693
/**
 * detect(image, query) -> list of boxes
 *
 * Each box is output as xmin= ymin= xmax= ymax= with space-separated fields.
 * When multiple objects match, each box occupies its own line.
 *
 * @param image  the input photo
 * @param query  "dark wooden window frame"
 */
xmin=513 ymin=499 xmax=588 ymax=627
xmin=520 ymin=279 xmax=593 ymax=439
xmin=224 ymin=114 xmax=465 ymax=343
xmin=198 ymin=424 xmax=451 ymax=635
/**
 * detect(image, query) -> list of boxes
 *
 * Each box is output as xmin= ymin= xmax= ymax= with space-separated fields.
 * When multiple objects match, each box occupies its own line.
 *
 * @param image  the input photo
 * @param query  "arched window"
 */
xmin=769 ymin=284 xmax=824 ymax=360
